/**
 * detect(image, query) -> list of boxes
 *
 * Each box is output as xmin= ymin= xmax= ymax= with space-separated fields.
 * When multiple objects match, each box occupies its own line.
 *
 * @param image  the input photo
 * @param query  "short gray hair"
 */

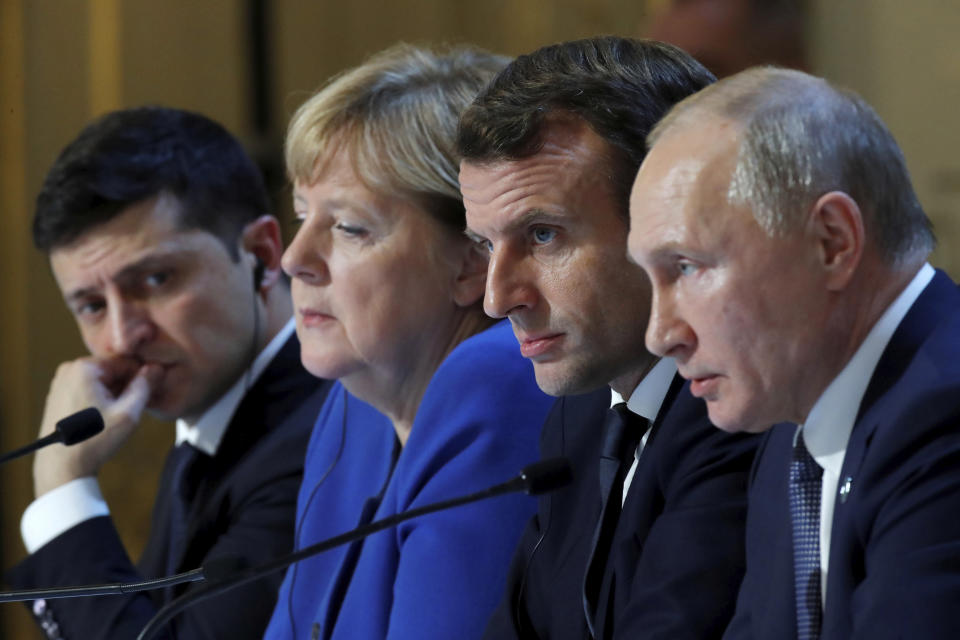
xmin=649 ymin=67 xmax=935 ymax=264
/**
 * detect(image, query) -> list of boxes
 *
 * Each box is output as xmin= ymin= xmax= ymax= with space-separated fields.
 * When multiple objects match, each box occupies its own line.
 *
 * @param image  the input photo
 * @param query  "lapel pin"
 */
xmin=839 ymin=476 xmax=853 ymax=503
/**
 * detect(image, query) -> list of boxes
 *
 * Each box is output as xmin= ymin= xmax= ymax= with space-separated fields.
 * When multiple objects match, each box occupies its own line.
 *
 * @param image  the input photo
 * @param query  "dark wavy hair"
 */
xmin=33 ymin=106 xmax=269 ymax=258
xmin=456 ymin=36 xmax=716 ymax=216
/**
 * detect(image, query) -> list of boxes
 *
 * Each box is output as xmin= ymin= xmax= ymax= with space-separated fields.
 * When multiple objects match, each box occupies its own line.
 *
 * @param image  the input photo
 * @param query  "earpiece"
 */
xmin=252 ymin=256 xmax=265 ymax=292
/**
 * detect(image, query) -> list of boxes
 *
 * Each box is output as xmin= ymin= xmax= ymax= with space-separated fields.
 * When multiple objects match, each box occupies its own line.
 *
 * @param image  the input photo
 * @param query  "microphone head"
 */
xmin=55 ymin=408 xmax=105 ymax=445
xmin=518 ymin=457 xmax=573 ymax=495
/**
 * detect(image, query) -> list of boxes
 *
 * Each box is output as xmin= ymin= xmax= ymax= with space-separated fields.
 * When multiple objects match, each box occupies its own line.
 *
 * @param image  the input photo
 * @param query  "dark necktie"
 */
xmin=166 ymin=442 xmax=201 ymax=575
xmin=790 ymin=433 xmax=823 ymax=640
xmin=583 ymin=403 xmax=648 ymax=638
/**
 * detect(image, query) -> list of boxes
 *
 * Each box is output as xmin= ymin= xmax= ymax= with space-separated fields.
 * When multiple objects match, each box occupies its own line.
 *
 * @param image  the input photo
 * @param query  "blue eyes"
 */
xmin=144 ymin=271 xmax=170 ymax=288
xmin=531 ymin=227 xmax=556 ymax=245
xmin=677 ymin=261 xmax=698 ymax=276
xmin=473 ymin=226 xmax=558 ymax=254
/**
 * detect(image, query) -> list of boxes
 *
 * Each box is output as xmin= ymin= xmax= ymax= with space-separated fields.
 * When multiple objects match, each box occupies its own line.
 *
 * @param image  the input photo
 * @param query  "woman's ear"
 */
xmin=452 ymin=241 xmax=489 ymax=308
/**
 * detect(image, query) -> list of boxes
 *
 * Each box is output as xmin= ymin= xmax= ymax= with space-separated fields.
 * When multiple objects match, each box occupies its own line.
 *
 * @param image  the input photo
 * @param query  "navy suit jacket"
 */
xmin=484 ymin=375 xmax=759 ymax=640
xmin=6 ymin=334 xmax=332 ymax=640
xmin=724 ymin=270 xmax=960 ymax=639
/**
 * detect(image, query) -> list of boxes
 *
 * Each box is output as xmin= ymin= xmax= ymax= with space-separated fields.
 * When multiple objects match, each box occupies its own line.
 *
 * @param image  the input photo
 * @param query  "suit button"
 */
xmin=311 ymin=622 xmax=321 ymax=640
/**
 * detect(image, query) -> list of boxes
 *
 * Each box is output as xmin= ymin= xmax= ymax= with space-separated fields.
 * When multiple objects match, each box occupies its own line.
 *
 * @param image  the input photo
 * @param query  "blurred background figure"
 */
xmin=646 ymin=0 xmax=807 ymax=77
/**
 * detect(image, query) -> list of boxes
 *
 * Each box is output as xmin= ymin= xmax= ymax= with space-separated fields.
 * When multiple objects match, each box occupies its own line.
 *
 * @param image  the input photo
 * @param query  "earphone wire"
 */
xmin=244 ymin=260 xmax=262 ymax=393
xmin=285 ymin=386 xmax=348 ymax=637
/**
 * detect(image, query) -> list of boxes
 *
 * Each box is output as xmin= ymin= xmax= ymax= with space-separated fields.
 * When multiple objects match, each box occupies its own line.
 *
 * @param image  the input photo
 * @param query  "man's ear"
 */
xmin=240 ymin=215 xmax=284 ymax=292
xmin=452 ymin=241 xmax=489 ymax=308
xmin=808 ymin=191 xmax=865 ymax=291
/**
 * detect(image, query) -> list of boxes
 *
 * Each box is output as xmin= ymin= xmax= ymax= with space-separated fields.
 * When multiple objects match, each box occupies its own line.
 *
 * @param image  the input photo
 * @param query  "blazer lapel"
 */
xmin=167 ymin=334 xmax=323 ymax=573
xmin=822 ymin=271 xmax=960 ymax=635
xmin=317 ymin=433 xmax=400 ymax=639
xmin=588 ymin=376 xmax=683 ymax=638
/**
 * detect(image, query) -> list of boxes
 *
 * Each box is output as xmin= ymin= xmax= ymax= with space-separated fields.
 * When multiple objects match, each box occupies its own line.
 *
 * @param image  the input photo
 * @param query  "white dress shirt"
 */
xmin=800 ymin=263 xmax=934 ymax=603
xmin=21 ymin=318 xmax=296 ymax=553
xmin=610 ymin=356 xmax=678 ymax=506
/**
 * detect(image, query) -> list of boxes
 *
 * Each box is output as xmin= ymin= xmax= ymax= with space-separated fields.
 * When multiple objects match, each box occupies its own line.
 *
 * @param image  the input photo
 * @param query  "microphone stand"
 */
xmin=0 ymin=408 xmax=104 ymax=465
xmin=0 ymin=569 xmax=205 ymax=603
xmin=0 ymin=557 xmax=244 ymax=604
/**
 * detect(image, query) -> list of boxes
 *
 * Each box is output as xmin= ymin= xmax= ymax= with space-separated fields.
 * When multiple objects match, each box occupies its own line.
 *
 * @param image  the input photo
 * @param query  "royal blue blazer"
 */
xmin=263 ymin=320 xmax=554 ymax=640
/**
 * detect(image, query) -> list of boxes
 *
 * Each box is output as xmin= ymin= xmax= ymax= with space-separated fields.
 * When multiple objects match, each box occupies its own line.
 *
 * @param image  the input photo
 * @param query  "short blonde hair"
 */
xmin=286 ymin=43 xmax=508 ymax=230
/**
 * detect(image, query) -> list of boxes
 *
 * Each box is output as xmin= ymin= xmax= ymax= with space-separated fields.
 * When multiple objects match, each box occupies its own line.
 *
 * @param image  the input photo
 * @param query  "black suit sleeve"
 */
xmin=6 ymin=370 xmax=329 ymax=640
xmin=841 ymin=390 xmax=960 ymax=639
xmin=483 ymin=393 xmax=600 ymax=640
xmin=483 ymin=512 xmax=545 ymax=639
xmin=5 ymin=429 xmax=306 ymax=640
xmin=11 ymin=515 xmax=167 ymax=640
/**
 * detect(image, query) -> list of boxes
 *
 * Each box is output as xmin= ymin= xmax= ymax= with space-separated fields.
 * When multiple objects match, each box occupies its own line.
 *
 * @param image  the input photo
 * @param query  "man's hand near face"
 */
xmin=33 ymin=357 xmax=163 ymax=497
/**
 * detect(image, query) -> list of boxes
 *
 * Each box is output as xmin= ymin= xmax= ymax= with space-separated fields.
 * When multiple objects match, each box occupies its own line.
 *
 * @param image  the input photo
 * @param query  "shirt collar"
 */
xmin=610 ymin=356 xmax=678 ymax=422
xmin=802 ymin=263 xmax=934 ymax=474
xmin=175 ymin=318 xmax=296 ymax=455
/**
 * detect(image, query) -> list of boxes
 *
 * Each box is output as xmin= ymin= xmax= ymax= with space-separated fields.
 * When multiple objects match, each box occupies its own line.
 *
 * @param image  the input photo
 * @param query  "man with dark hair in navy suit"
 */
xmin=459 ymin=36 xmax=759 ymax=640
xmin=629 ymin=67 xmax=960 ymax=639
xmin=7 ymin=107 xmax=331 ymax=639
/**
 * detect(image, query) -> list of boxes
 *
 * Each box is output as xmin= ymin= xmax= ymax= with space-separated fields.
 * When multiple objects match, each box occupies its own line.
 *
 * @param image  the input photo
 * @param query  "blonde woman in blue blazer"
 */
xmin=262 ymin=44 xmax=554 ymax=640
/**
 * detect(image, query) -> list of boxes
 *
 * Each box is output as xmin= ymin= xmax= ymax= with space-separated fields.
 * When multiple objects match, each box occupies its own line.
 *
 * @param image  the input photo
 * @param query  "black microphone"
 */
xmin=0 ymin=561 xmax=228 ymax=603
xmin=0 ymin=408 xmax=104 ymax=465
xmin=0 ymin=556 xmax=247 ymax=605
xmin=135 ymin=457 xmax=572 ymax=640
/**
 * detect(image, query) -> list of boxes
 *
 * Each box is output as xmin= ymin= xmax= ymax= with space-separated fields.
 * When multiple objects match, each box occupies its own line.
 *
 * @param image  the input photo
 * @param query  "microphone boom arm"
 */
xmin=136 ymin=457 xmax=571 ymax=640
xmin=0 ymin=569 xmax=205 ymax=603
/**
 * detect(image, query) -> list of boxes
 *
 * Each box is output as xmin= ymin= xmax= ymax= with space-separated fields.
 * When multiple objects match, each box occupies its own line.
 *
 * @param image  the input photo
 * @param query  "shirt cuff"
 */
xmin=21 ymin=477 xmax=110 ymax=553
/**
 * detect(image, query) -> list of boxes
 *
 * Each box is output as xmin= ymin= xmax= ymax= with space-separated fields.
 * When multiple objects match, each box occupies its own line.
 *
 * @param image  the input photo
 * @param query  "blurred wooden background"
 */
xmin=1 ymin=0 xmax=958 ymax=636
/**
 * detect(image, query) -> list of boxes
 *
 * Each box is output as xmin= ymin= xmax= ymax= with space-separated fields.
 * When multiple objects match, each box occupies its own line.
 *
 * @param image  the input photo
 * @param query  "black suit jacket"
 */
xmin=6 ymin=333 xmax=332 ymax=640
xmin=484 ymin=375 xmax=758 ymax=640
xmin=724 ymin=270 xmax=960 ymax=639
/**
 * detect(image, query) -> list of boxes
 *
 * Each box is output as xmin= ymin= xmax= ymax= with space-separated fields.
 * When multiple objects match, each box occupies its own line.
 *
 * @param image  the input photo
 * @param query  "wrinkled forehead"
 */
xmin=460 ymin=119 xmax=619 ymax=215
xmin=49 ymin=198 xmax=226 ymax=297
